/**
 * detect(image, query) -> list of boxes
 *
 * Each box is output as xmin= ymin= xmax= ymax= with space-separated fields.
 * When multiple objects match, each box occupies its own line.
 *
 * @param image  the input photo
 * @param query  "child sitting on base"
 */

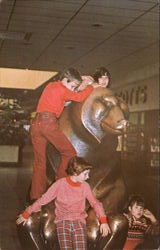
xmin=16 ymin=156 xmax=110 ymax=250
xmin=123 ymin=195 xmax=159 ymax=250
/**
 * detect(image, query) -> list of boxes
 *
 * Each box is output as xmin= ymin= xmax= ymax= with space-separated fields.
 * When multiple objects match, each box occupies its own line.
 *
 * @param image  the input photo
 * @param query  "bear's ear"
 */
xmin=81 ymin=89 xmax=107 ymax=143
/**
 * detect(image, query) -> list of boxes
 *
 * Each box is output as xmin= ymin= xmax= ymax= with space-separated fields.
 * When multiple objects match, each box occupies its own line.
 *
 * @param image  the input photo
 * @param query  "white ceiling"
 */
xmin=0 ymin=0 xmax=159 ymax=88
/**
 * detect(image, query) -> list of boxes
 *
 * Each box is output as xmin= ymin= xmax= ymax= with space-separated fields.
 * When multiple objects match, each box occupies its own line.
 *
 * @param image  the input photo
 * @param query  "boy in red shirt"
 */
xmin=30 ymin=68 xmax=96 ymax=201
xmin=17 ymin=156 xmax=111 ymax=250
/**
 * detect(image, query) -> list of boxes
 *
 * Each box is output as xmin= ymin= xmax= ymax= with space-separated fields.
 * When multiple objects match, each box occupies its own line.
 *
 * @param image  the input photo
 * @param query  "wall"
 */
xmin=113 ymin=75 xmax=159 ymax=112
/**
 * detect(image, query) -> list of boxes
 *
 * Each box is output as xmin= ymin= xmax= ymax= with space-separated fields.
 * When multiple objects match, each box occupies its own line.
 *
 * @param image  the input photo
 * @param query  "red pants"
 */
xmin=123 ymin=238 xmax=144 ymax=250
xmin=30 ymin=112 xmax=76 ymax=199
xmin=56 ymin=220 xmax=87 ymax=250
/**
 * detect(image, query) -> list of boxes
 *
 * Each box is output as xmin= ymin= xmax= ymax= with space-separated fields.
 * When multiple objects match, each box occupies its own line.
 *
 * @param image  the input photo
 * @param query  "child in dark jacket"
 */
xmin=123 ymin=195 xmax=159 ymax=250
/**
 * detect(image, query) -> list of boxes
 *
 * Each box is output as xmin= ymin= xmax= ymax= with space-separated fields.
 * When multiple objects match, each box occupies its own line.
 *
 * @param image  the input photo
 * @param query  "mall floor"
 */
xmin=0 ymin=142 xmax=33 ymax=250
xmin=0 ymin=142 xmax=159 ymax=250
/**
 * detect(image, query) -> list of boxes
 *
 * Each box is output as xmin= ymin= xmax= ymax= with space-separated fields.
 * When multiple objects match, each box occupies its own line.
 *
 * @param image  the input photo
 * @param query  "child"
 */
xmin=123 ymin=195 xmax=159 ymax=250
xmin=30 ymin=68 xmax=99 ymax=200
xmin=78 ymin=67 xmax=116 ymax=106
xmin=92 ymin=66 xmax=111 ymax=88
xmin=78 ymin=67 xmax=111 ymax=91
xmin=16 ymin=156 xmax=111 ymax=250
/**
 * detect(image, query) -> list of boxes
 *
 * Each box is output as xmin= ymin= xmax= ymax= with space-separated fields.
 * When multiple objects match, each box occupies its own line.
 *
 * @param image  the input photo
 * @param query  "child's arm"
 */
xmin=16 ymin=180 xmax=60 ymax=225
xmin=64 ymin=77 xmax=100 ymax=103
xmin=84 ymin=183 xmax=111 ymax=236
xmin=143 ymin=209 xmax=158 ymax=224
xmin=64 ymin=84 xmax=94 ymax=102
xmin=143 ymin=209 xmax=159 ymax=236
xmin=77 ymin=76 xmax=94 ymax=91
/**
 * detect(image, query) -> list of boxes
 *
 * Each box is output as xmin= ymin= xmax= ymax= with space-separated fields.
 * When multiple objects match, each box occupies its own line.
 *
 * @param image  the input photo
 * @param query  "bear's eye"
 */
xmin=103 ymin=96 xmax=117 ymax=107
xmin=105 ymin=101 xmax=113 ymax=108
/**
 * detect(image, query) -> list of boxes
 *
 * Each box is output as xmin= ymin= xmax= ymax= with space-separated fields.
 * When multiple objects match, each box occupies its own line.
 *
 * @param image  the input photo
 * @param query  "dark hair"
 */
xmin=124 ymin=195 xmax=145 ymax=213
xmin=59 ymin=68 xmax=82 ymax=83
xmin=66 ymin=156 xmax=92 ymax=175
xmin=92 ymin=67 xmax=111 ymax=83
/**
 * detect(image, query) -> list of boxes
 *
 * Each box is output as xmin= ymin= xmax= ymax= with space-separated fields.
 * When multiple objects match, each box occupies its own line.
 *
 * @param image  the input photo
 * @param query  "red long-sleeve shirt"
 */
xmin=36 ymin=81 xmax=93 ymax=118
xmin=22 ymin=177 xmax=107 ymax=225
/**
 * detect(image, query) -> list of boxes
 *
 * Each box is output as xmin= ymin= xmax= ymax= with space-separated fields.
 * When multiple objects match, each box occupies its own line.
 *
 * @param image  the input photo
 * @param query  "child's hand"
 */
xmin=143 ymin=209 xmax=157 ymax=224
xmin=16 ymin=214 xmax=28 ymax=225
xmin=77 ymin=76 xmax=94 ymax=91
xmin=82 ymin=75 xmax=94 ymax=85
xmin=100 ymin=223 xmax=111 ymax=237
xmin=92 ymin=83 xmax=101 ymax=88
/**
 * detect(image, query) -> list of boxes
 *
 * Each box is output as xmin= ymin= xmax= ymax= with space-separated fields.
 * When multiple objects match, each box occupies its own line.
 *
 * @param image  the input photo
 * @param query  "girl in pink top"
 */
xmin=16 ymin=156 xmax=110 ymax=250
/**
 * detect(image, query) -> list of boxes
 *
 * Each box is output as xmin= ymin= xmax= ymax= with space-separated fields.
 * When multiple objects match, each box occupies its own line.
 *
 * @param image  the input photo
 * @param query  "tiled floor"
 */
xmin=0 ymin=143 xmax=33 ymax=250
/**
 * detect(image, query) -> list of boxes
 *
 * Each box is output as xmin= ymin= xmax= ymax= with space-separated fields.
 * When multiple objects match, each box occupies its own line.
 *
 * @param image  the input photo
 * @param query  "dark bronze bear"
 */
xmin=17 ymin=87 xmax=129 ymax=250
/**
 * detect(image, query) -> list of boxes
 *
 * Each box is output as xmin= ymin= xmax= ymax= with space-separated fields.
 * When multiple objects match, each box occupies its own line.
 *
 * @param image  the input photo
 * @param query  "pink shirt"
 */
xmin=37 ymin=81 xmax=93 ymax=118
xmin=23 ymin=177 xmax=107 ymax=225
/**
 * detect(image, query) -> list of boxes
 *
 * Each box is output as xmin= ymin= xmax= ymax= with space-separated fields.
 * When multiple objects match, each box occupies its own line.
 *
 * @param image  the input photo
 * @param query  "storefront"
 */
xmin=114 ymin=75 xmax=159 ymax=216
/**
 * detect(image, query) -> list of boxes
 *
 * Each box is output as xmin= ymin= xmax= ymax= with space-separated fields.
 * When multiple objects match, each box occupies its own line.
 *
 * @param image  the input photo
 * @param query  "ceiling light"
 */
xmin=66 ymin=46 xmax=75 ymax=50
xmin=0 ymin=31 xmax=32 ymax=41
xmin=92 ymin=23 xmax=103 ymax=28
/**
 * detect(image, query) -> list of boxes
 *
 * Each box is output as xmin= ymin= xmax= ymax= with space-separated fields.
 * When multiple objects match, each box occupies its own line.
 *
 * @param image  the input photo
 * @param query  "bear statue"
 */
xmin=17 ymin=87 xmax=129 ymax=250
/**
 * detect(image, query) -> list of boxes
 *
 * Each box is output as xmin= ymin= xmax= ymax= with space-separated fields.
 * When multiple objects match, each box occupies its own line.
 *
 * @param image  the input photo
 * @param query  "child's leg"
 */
xmin=72 ymin=220 xmax=87 ymax=250
xmin=56 ymin=221 xmax=72 ymax=250
xmin=44 ymin=115 xmax=76 ymax=178
xmin=30 ymin=119 xmax=47 ymax=200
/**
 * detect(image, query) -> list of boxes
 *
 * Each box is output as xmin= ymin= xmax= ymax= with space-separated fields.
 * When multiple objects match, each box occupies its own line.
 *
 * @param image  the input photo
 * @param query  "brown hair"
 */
xmin=92 ymin=67 xmax=111 ymax=84
xmin=66 ymin=156 xmax=92 ymax=175
xmin=59 ymin=68 xmax=82 ymax=83
xmin=123 ymin=195 xmax=145 ymax=213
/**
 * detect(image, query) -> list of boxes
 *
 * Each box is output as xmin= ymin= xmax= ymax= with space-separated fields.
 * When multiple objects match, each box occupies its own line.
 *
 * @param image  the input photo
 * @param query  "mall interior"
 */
xmin=0 ymin=1 xmax=159 ymax=250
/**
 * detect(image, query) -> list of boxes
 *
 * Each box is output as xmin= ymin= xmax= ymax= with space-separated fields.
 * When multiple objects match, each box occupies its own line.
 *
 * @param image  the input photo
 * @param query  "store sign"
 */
xmin=114 ymin=76 xmax=159 ymax=112
xmin=115 ymin=85 xmax=147 ymax=106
